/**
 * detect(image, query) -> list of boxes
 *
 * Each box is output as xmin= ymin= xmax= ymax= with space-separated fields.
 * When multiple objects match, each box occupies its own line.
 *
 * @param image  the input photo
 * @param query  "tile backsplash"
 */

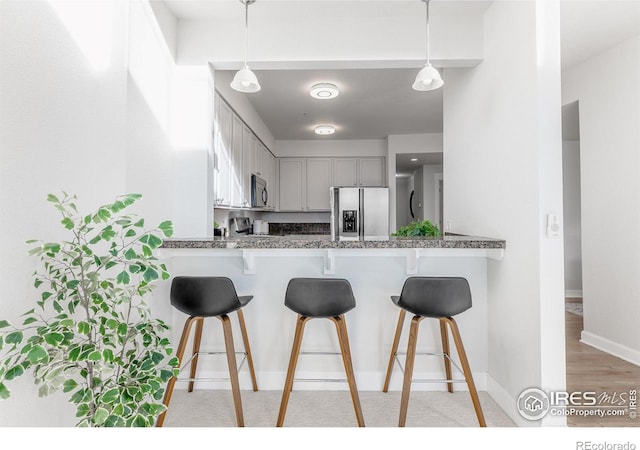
xmin=270 ymin=222 xmax=330 ymax=235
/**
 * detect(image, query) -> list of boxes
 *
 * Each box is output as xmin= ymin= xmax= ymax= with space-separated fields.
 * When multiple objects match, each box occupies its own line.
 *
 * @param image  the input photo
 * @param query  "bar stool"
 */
xmin=156 ymin=276 xmax=258 ymax=427
xmin=382 ymin=277 xmax=486 ymax=427
xmin=277 ymin=278 xmax=365 ymax=427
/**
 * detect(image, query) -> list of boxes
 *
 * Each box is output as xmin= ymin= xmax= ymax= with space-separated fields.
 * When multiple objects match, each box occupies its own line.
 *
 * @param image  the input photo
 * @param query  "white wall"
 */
xmin=0 ymin=0 xmax=184 ymax=426
xmin=443 ymin=0 xmax=565 ymax=426
xmin=412 ymin=166 xmax=425 ymax=222
xmin=422 ymin=164 xmax=443 ymax=225
xmin=562 ymin=35 xmax=640 ymax=364
xmin=395 ymin=176 xmax=411 ymax=229
xmin=562 ymin=140 xmax=582 ymax=295
xmin=0 ymin=0 xmax=128 ymax=426
xmin=175 ymin=2 xmax=485 ymax=68
xmin=149 ymin=0 xmax=177 ymax=61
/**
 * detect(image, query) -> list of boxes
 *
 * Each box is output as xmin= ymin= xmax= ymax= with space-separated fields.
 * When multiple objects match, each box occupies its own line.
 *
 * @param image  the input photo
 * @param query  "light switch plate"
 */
xmin=546 ymin=213 xmax=561 ymax=238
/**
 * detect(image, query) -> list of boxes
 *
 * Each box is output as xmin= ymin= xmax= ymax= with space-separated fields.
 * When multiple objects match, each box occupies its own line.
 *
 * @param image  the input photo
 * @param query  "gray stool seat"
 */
xmin=170 ymin=276 xmax=253 ymax=317
xmin=383 ymin=276 xmax=486 ymax=427
xmin=391 ymin=276 xmax=472 ymax=318
xmin=157 ymin=276 xmax=258 ymax=428
xmin=284 ymin=277 xmax=356 ymax=318
xmin=277 ymin=278 xmax=365 ymax=427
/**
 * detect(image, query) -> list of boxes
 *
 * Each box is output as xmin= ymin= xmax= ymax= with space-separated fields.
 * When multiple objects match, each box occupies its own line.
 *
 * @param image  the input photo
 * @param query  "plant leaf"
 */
xmin=158 ymin=221 xmax=173 ymax=238
xmin=5 ymin=365 xmax=24 ymax=381
xmin=0 ymin=383 xmax=10 ymax=400
xmin=143 ymin=267 xmax=158 ymax=282
xmin=6 ymin=331 xmax=23 ymax=345
xmin=93 ymin=407 xmax=109 ymax=425
xmin=63 ymin=379 xmax=78 ymax=393
xmin=27 ymin=345 xmax=49 ymax=364
xmin=116 ymin=271 xmax=130 ymax=285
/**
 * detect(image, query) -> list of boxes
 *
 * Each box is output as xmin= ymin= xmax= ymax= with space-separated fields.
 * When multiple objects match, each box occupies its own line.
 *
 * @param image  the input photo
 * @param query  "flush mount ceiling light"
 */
xmin=310 ymin=83 xmax=339 ymax=99
xmin=231 ymin=0 xmax=261 ymax=93
xmin=413 ymin=0 xmax=444 ymax=92
xmin=314 ymin=125 xmax=336 ymax=135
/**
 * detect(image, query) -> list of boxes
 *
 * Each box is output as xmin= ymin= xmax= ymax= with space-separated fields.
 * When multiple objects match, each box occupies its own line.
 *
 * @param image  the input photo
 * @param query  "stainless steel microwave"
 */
xmin=251 ymin=174 xmax=268 ymax=208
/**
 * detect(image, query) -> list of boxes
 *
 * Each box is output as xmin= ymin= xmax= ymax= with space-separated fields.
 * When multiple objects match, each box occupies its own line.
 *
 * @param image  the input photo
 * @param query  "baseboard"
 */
xmin=486 ymin=376 xmax=536 ymax=427
xmin=581 ymin=330 xmax=640 ymax=366
xmin=564 ymin=290 xmax=583 ymax=298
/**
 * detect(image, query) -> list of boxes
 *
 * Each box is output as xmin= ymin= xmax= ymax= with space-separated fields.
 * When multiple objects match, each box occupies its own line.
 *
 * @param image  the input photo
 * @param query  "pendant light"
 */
xmin=413 ymin=0 xmax=444 ymax=91
xmin=231 ymin=0 xmax=261 ymax=93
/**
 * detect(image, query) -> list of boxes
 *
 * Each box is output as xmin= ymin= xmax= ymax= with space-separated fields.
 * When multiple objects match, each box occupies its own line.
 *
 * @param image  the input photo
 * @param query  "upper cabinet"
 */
xmin=332 ymin=158 xmax=358 ymax=187
xmin=358 ymin=157 xmax=385 ymax=187
xmin=278 ymin=157 xmax=386 ymax=211
xmin=333 ymin=157 xmax=385 ymax=187
xmin=214 ymin=96 xmax=232 ymax=207
xmin=279 ymin=158 xmax=307 ymax=211
xmin=230 ymin=114 xmax=244 ymax=208
xmin=213 ymin=92 xmax=276 ymax=210
xmin=306 ymin=159 xmax=333 ymax=211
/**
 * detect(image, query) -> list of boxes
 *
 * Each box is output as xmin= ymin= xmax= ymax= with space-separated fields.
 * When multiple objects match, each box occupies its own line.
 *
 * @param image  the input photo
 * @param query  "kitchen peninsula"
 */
xmin=156 ymin=234 xmax=504 ymax=394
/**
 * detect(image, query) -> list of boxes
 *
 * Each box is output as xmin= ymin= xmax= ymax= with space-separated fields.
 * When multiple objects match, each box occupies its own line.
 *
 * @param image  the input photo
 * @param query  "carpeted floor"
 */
xmin=162 ymin=389 xmax=515 ymax=427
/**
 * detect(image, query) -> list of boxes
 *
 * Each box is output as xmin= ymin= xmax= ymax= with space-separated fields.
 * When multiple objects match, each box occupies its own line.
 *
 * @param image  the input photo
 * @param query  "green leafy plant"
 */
xmin=214 ymin=222 xmax=220 ymax=229
xmin=0 ymin=193 xmax=178 ymax=427
xmin=392 ymin=219 xmax=442 ymax=237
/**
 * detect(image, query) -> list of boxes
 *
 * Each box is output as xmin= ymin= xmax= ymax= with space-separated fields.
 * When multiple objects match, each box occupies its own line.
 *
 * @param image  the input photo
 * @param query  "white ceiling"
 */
xmin=162 ymin=0 xmax=640 ymax=143
xmin=216 ymin=68 xmax=442 ymax=140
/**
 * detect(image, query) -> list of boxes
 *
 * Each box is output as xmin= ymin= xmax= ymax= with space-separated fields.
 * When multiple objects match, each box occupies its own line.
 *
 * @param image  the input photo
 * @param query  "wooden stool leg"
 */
xmin=383 ymin=309 xmax=406 ymax=392
xmin=188 ymin=317 xmax=204 ymax=393
xmin=399 ymin=315 xmax=423 ymax=427
xmin=219 ymin=314 xmax=244 ymax=427
xmin=156 ymin=315 xmax=199 ymax=427
xmin=439 ymin=318 xmax=454 ymax=393
xmin=444 ymin=317 xmax=486 ymax=427
xmin=332 ymin=315 xmax=365 ymax=427
xmin=236 ymin=309 xmax=258 ymax=392
xmin=277 ymin=315 xmax=310 ymax=427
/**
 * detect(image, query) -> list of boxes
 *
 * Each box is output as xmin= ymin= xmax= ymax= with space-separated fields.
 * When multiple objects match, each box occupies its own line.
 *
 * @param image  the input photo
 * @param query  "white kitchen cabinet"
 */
xmin=358 ymin=157 xmax=385 ymax=187
xmin=214 ymin=95 xmax=232 ymax=207
xmin=256 ymin=144 xmax=278 ymax=208
xmin=214 ymin=92 xmax=276 ymax=210
xmin=241 ymin=125 xmax=255 ymax=208
xmin=279 ymin=159 xmax=306 ymax=211
xmin=332 ymin=158 xmax=358 ymax=187
xmin=230 ymin=114 xmax=244 ymax=208
xmin=332 ymin=157 xmax=385 ymax=187
xmin=306 ymin=159 xmax=332 ymax=211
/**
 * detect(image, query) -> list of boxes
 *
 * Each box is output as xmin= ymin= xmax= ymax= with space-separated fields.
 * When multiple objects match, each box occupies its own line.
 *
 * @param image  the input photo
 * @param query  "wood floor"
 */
xmin=565 ymin=303 xmax=640 ymax=427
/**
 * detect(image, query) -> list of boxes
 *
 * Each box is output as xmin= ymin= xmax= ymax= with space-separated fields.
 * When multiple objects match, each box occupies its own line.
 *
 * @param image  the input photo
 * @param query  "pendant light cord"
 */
xmin=425 ymin=0 xmax=431 ymax=64
xmin=244 ymin=0 xmax=249 ymax=67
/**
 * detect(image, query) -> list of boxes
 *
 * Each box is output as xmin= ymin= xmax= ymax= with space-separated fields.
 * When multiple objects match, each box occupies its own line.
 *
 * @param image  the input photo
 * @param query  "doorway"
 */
xmin=562 ymin=101 xmax=583 ymax=307
xmin=395 ymin=152 xmax=443 ymax=231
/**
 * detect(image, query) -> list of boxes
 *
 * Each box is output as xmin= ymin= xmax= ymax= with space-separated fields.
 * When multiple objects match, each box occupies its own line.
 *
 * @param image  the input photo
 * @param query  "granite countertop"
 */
xmin=160 ymin=234 xmax=506 ymax=250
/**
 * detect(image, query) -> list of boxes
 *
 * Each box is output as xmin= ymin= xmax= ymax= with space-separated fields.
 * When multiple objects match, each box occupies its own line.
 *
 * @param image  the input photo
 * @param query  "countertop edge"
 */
xmin=160 ymin=235 xmax=506 ymax=250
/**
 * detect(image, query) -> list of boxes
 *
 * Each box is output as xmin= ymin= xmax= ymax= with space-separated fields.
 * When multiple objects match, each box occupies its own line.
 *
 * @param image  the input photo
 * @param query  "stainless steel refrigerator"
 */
xmin=330 ymin=187 xmax=390 ymax=241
